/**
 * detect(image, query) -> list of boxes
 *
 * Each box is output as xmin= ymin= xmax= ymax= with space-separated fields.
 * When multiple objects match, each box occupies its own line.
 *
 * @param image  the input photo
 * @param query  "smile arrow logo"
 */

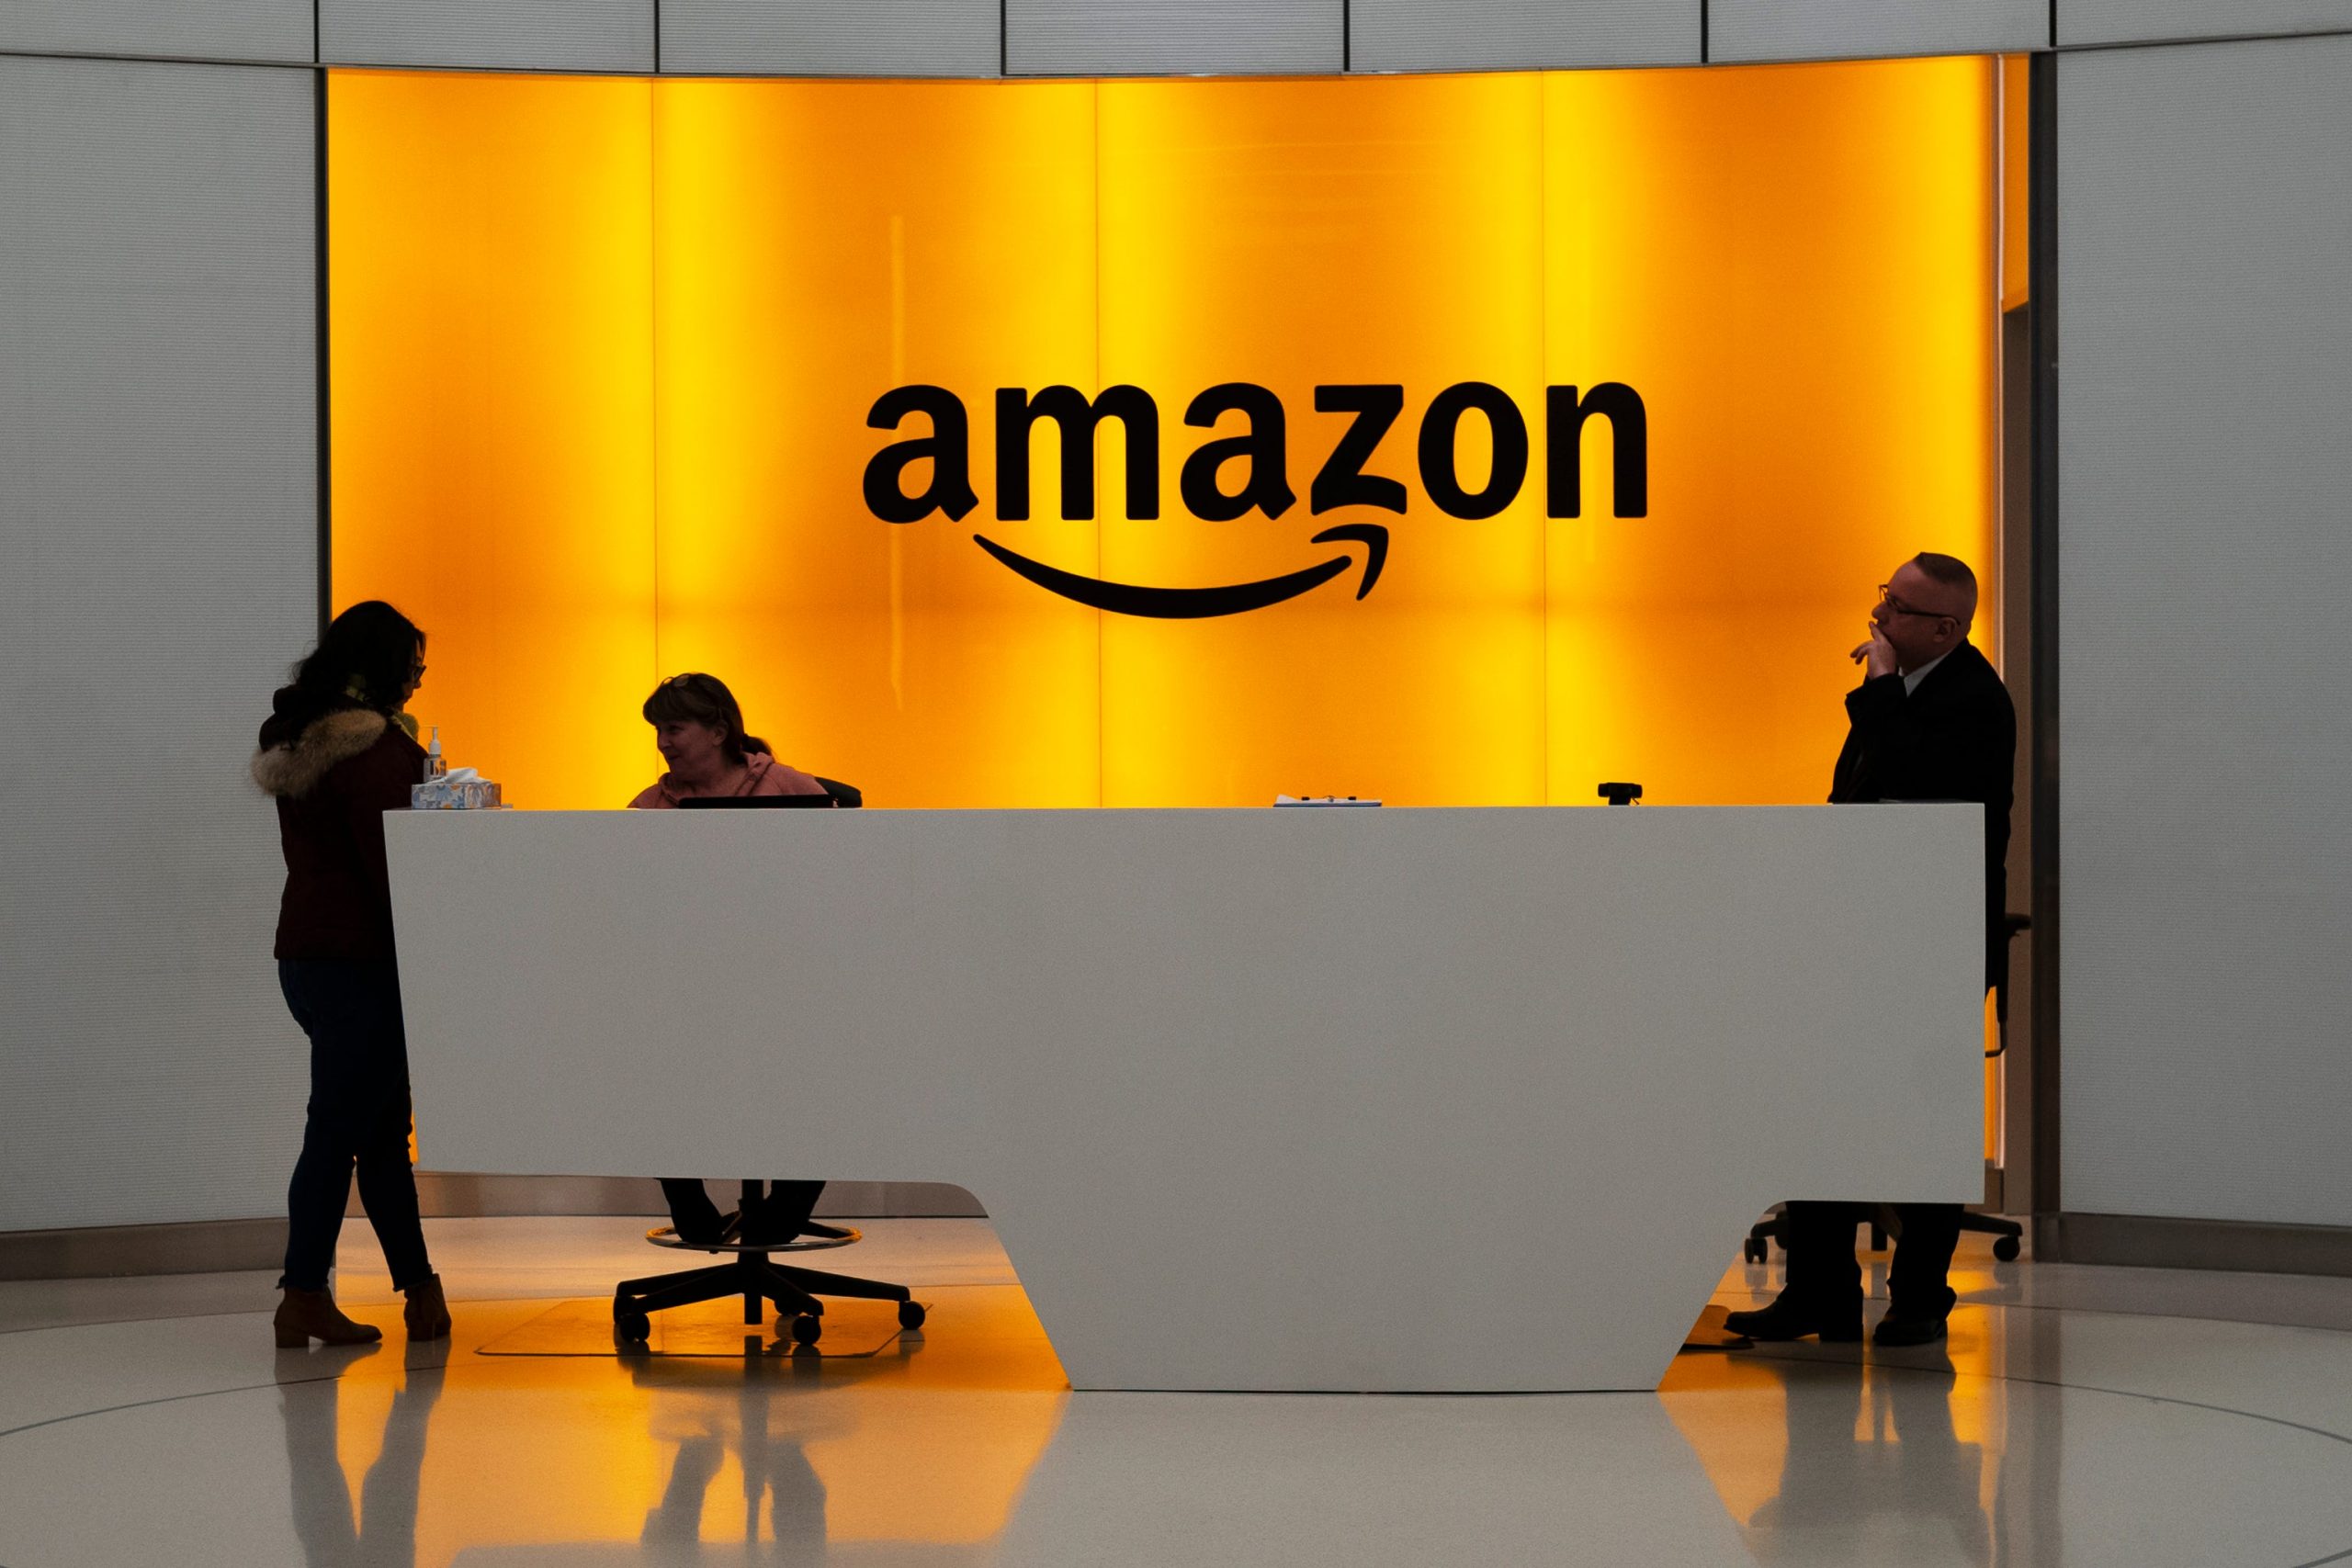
xmin=969 ymin=524 xmax=1390 ymax=620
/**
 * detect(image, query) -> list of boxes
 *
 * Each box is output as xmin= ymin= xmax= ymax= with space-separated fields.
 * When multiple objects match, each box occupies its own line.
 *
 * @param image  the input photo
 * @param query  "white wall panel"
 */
xmin=1351 ymin=0 xmax=1697 ymax=72
xmin=0 ymin=0 xmax=311 ymax=63
xmin=320 ymin=0 xmax=653 ymax=73
xmin=2059 ymin=35 xmax=2352 ymax=1229
xmin=2060 ymin=0 xmax=2352 ymax=47
xmin=0 ymin=57 xmax=318 ymax=1233
xmin=1712 ymin=0 xmax=2044 ymax=62
xmin=1007 ymin=0 xmax=1340 ymax=75
xmin=662 ymin=0 xmax=999 ymax=76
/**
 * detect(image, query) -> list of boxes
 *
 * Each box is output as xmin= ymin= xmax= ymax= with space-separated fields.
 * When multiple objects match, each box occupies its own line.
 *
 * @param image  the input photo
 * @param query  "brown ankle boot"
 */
xmin=402 ymin=1273 xmax=452 ymax=1341
xmin=275 ymin=1288 xmax=383 ymax=1348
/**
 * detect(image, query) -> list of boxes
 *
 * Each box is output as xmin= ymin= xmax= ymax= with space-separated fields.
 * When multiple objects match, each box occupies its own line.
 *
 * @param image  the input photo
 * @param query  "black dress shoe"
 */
xmin=1723 ymin=1296 xmax=1864 ymax=1343
xmin=1871 ymin=1311 xmax=1949 ymax=1347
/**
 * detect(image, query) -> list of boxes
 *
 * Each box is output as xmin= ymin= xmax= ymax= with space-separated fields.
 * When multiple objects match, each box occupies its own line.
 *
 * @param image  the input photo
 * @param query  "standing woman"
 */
xmin=252 ymin=601 xmax=450 ymax=1346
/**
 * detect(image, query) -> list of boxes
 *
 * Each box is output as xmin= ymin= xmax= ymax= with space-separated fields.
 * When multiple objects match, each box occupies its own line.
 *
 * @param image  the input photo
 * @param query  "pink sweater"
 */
xmin=628 ymin=752 xmax=827 ymax=808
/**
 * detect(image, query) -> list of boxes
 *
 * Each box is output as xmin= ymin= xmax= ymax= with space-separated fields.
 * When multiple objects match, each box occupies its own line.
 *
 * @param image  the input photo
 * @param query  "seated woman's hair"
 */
xmin=293 ymin=601 xmax=424 ymax=711
xmin=642 ymin=672 xmax=770 ymax=764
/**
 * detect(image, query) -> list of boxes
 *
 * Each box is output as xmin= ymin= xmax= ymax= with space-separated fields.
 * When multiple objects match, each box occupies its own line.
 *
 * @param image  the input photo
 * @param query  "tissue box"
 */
xmin=410 ymin=777 xmax=503 ymax=810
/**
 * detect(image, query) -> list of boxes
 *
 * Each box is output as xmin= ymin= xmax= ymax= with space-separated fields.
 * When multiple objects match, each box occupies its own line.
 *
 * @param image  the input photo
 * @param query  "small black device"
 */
xmin=677 ymin=794 xmax=838 ymax=810
xmin=1597 ymin=782 xmax=1644 ymax=806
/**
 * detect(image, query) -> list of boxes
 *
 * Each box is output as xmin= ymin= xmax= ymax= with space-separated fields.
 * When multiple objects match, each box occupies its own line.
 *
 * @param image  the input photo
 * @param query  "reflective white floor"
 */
xmin=4 ymin=1218 xmax=2350 ymax=1566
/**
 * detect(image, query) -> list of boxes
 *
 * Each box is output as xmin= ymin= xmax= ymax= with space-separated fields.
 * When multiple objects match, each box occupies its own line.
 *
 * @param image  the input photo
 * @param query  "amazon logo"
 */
xmin=863 ymin=380 xmax=1647 ymax=619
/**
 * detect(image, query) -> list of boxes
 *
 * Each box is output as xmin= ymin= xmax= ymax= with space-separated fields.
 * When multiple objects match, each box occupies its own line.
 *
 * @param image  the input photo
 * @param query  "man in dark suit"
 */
xmin=1727 ymin=551 xmax=2016 ymax=1348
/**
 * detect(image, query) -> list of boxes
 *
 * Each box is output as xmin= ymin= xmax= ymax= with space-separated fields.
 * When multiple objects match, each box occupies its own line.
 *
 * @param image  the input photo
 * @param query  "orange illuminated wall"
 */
xmin=330 ymin=61 xmax=1999 ymax=812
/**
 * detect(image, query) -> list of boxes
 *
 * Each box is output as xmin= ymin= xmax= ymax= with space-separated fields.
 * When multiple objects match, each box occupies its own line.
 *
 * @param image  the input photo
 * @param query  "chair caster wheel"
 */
xmin=1993 ymin=1235 xmax=2021 ymax=1262
xmin=1743 ymin=1239 xmax=1769 ymax=1266
xmin=616 ymin=1311 xmax=652 ymax=1342
xmin=898 ymin=1301 xmax=926 ymax=1330
xmin=790 ymin=1314 xmax=823 ymax=1347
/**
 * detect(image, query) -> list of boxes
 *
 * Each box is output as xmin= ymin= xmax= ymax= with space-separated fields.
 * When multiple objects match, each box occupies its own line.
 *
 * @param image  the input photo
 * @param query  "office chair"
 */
xmin=1743 ymin=914 xmax=2032 ymax=1267
xmin=617 ymin=777 xmax=922 ymax=1347
xmin=613 ymin=1178 xmax=925 ymax=1346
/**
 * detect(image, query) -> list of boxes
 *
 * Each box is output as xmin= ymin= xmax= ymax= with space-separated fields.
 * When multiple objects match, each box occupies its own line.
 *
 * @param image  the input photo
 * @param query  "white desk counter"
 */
xmin=387 ymin=805 xmax=1983 ymax=1393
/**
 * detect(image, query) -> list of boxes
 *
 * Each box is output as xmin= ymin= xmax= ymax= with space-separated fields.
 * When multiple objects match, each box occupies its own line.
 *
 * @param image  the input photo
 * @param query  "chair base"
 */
xmin=1957 ymin=1209 xmax=2026 ymax=1262
xmin=613 ymin=1250 xmax=923 ymax=1345
xmin=1743 ymin=1203 xmax=2023 ymax=1265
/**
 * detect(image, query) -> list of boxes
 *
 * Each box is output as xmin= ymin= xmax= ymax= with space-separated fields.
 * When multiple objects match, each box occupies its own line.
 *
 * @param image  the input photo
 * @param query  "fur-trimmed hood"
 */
xmin=252 ymin=707 xmax=390 ymax=799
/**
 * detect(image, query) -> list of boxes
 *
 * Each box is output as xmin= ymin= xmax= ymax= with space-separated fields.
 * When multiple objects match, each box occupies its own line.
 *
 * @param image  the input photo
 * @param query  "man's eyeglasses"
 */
xmin=1877 ymin=586 xmax=1955 ymax=622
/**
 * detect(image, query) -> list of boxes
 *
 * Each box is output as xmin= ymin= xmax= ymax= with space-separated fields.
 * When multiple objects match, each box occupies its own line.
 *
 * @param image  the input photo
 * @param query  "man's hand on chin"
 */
xmin=1850 ymin=625 xmax=1901 ymax=681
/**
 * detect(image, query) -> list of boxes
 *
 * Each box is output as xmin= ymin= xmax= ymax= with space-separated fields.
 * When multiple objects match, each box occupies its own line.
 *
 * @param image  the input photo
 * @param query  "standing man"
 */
xmin=1727 ymin=551 xmax=2016 ymax=1348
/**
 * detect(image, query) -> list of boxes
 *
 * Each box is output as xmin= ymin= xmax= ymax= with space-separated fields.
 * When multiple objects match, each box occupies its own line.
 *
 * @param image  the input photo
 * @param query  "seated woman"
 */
xmin=629 ymin=671 xmax=829 ymax=808
xmin=629 ymin=672 xmax=830 ymax=1247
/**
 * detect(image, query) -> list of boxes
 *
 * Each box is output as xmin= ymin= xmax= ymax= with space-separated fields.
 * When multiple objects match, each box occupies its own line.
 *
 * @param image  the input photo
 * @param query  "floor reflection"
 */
xmin=1740 ymin=1352 xmax=1991 ymax=1566
xmin=631 ymin=1361 xmax=832 ymax=1564
xmin=990 ymin=1389 xmax=1761 ymax=1565
xmin=1663 ymin=1308 xmax=2054 ymax=1568
xmin=11 ymin=1221 xmax=2352 ymax=1568
xmin=269 ymin=1289 xmax=1066 ymax=1565
xmin=280 ymin=1344 xmax=446 ymax=1568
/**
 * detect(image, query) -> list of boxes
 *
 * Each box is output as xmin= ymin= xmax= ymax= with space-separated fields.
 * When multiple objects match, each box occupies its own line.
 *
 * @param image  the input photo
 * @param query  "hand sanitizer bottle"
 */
xmin=424 ymin=727 xmax=447 ymax=781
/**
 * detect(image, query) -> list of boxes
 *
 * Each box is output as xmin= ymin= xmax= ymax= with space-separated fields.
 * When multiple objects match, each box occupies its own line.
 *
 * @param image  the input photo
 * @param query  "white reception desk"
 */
xmin=386 ymin=806 xmax=1984 ymax=1393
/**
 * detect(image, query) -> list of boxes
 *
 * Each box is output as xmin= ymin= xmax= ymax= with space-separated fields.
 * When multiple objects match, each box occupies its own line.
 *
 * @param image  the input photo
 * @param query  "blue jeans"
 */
xmin=277 ymin=959 xmax=433 ymax=1292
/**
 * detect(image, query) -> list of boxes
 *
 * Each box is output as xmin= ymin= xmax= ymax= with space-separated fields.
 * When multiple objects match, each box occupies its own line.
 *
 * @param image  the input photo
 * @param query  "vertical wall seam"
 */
xmin=649 ymin=81 xmax=661 ymax=684
xmin=1092 ymin=81 xmax=1104 ymax=807
xmin=1992 ymin=58 xmax=2007 ymax=659
xmin=649 ymin=0 xmax=660 ymax=688
xmin=314 ymin=65 xmax=330 ymax=638
xmin=1538 ymin=77 xmax=1550 ymax=804
xmin=2027 ymin=48 xmax=2062 ymax=1224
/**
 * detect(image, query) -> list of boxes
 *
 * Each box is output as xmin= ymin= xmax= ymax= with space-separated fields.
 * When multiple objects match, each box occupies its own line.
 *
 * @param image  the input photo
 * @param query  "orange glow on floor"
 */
xmin=314 ymin=1289 xmax=1070 ymax=1563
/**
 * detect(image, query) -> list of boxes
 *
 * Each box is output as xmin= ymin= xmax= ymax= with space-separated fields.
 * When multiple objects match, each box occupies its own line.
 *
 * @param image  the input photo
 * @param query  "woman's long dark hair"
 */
xmin=291 ymin=601 xmax=424 ymax=713
xmin=642 ymin=673 xmax=770 ymax=765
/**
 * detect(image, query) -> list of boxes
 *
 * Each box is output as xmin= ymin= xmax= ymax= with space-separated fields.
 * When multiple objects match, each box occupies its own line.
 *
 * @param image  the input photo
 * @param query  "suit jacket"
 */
xmin=1829 ymin=640 xmax=2017 ymax=990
